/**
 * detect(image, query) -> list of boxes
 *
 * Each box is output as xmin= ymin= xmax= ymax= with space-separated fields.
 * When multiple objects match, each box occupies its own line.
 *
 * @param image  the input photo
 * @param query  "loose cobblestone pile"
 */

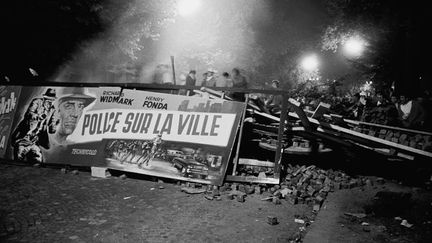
xmin=353 ymin=126 xmax=432 ymax=151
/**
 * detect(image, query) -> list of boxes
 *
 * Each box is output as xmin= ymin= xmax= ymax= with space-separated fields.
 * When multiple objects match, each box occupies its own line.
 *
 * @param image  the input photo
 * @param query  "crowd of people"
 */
xmin=289 ymin=90 xmax=432 ymax=132
xmin=175 ymin=66 xmax=430 ymax=132
xmin=180 ymin=67 xmax=249 ymax=101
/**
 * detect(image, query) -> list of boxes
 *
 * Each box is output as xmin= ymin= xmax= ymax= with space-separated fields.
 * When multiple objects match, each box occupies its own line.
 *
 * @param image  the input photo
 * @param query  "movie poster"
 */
xmin=5 ymin=86 xmax=101 ymax=165
xmin=5 ymin=86 xmax=244 ymax=185
xmin=93 ymin=87 xmax=245 ymax=185
xmin=0 ymin=86 xmax=21 ymax=158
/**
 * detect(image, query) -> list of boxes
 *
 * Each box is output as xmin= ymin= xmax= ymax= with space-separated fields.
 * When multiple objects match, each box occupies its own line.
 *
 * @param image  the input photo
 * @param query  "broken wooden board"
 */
xmin=238 ymin=158 xmax=275 ymax=167
xmin=226 ymin=175 xmax=279 ymax=184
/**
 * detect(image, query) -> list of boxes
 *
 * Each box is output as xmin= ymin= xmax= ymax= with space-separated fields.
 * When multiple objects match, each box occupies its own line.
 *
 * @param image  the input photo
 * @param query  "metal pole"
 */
xmin=274 ymin=94 xmax=288 ymax=178
xmin=232 ymin=95 xmax=249 ymax=175
xmin=170 ymin=56 xmax=176 ymax=85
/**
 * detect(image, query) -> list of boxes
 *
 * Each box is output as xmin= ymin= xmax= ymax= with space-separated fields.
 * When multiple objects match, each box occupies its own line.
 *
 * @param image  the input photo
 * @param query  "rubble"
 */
xmin=357 ymin=127 xmax=432 ymax=152
xmin=267 ymin=216 xmax=278 ymax=225
xmin=400 ymin=219 xmax=413 ymax=228
xmin=294 ymin=218 xmax=305 ymax=224
xmin=180 ymin=187 xmax=206 ymax=194
xmin=344 ymin=212 xmax=367 ymax=219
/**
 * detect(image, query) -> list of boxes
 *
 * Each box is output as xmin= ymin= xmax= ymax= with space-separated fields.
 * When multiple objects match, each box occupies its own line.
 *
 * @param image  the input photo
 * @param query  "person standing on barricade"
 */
xmin=185 ymin=70 xmax=197 ymax=96
xmin=231 ymin=68 xmax=248 ymax=102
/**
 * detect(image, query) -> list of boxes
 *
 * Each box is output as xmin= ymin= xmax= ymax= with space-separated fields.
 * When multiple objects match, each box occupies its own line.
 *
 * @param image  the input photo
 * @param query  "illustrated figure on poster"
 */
xmin=48 ymin=87 xmax=96 ymax=147
xmin=136 ymin=141 xmax=151 ymax=165
xmin=10 ymin=88 xmax=57 ymax=163
xmin=139 ymin=133 xmax=163 ymax=168
xmin=120 ymin=140 xmax=140 ymax=164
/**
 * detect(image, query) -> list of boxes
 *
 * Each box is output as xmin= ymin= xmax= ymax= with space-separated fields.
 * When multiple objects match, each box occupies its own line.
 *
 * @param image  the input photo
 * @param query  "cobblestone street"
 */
xmin=0 ymin=163 xmax=313 ymax=243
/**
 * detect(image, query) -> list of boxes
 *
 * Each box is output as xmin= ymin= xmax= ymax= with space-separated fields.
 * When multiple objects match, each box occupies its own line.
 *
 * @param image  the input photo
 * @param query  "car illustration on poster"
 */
xmin=172 ymin=157 xmax=209 ymax=179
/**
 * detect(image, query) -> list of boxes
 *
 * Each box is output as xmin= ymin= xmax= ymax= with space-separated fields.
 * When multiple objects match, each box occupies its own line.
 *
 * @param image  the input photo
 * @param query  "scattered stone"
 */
xmin=237 ymin=195 xmax=246 ymax=203
xmin=376 ymin=178 xmax=385 ymax=185
xmin=294 ymin=218 xmax=305 ymax=224
xmin=204 ymin=195 xmax=214 ymax=200
xmin=258 ymin=172 xmax=267 ymax=179
xmin=362 ymin=226 xmax=371 ymax=232
xmin=272 ymin=197 xmax=281 ymax=205
xmin=261 ymin=196 xmax=274 ymax=201
xmin=287 ymin=195 xmax=298 ymax=205
xmin=401 ymin=219 xmax=413 ymax=228
xmin=211 ymin=189 xmax=220 ymax=197
xmin=226 ymin=194 xmax=234 ymax=200
xmin=71 ymin=170 xmax=79 ymax=175
xmin=61 ymin=168 xmax=67 ymax=174
xmin=267 ymin=216 xmax=278 ymax=225
xmin=344 ymin=212 xmax=367 ymax=219
xmin=231 ymin=183 xmax=238 ymax=191
xmin=254 ymin=186 xmax=261 ymax=195
xmin=312 ymin=204 xmax=320 ymax=212
xmin=280 ymin=188 xmax=291 ymax=198
xmin=377 ymin=225 xmax=387 ymax=232
xmin=119 ymin=174 xmax=127 ymax=180
xmin=365 ymin=179 xmax=374 ymax=187
xmin=33 ymin=163 xmax=41 ymax=167
xmin=181 ymin=187 xmax=206 ymax=194
xmin=159 ymin=185 xmax=164 ymax=189
xmin=245 ymin=186 xmax=255 ymax=194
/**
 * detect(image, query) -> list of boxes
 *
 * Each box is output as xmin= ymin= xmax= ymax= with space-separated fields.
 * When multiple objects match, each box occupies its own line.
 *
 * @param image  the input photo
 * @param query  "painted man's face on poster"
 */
xmin=58 ymin=98 xmax=85 ymax=136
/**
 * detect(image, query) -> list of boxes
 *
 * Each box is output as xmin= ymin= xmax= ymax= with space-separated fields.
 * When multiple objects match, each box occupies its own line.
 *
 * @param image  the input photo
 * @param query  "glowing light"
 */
xmin=301 ymin=54 xmax=319 ymax=71
xmin=178 ymin=0 xmax=201 ymax=17
xmin=343 ymin=37 xmax=365 ymax=57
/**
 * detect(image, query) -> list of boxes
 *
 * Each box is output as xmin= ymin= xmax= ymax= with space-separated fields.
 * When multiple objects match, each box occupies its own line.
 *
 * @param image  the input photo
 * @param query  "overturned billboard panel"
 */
xmin=0 ymin=86 xmax=21 ymax=158
xmin=5 ymin=86 xmax=244 ymax=185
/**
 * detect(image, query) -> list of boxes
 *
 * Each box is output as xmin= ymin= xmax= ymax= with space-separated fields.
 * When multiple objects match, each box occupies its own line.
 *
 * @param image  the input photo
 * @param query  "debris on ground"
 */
xmin=344 ymin=212 xmax=367 ymax=219
xmin=119 ymin=174 xmax=127 ymax=180
xmin=400 ymin=219 xmax=413 ymax=228
xmin=267 ymin=216 xmax=278 ymax=225
xmin=294 ymin=218 xmax=305 ymax=224
xmin=181 ymin=187 xmax=206 ymax=194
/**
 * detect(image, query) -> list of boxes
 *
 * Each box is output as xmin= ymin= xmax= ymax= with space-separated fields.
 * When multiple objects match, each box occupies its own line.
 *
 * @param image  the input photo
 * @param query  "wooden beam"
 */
xmin=226 ymin=175 xmax=280 ymax=184
xmin=232 ymin=96 xmax=249 ymax=175
xmin=239 ymin=158 xmax=275 ymax=167
xmin=274 ymin=95 xmax=288 ymax=177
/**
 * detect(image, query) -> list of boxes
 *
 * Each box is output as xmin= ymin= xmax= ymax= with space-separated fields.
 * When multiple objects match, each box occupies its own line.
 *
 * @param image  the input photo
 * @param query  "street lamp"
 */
xmin=178 ymin=0 xmax=201 ymax=17
xmin=301 ymin=54 xmax=319 ymax=71
xmin=343 ymin=37 xmax=365 ymax=57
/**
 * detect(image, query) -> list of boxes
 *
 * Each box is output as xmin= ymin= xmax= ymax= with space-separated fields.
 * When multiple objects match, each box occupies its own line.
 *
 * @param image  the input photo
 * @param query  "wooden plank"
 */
xmin=287 ymin=98 xmax=314 ymax=131
xmin=200 ymin=87 xmax=233 ymax=100
xmin=226 ymin=175 xmax=280 ymax=184
xmin=232 ymin=96 xmax=249 ymax=175
xmin=239 ymin=158 xmax=275 ymax=167
xmin=274 ymin=95 xmax=288 ymax=176
xmin=254 ymin=110 xmax=280 ymax=122
xmin=343 ymin=118 xmax=432 ymax=136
